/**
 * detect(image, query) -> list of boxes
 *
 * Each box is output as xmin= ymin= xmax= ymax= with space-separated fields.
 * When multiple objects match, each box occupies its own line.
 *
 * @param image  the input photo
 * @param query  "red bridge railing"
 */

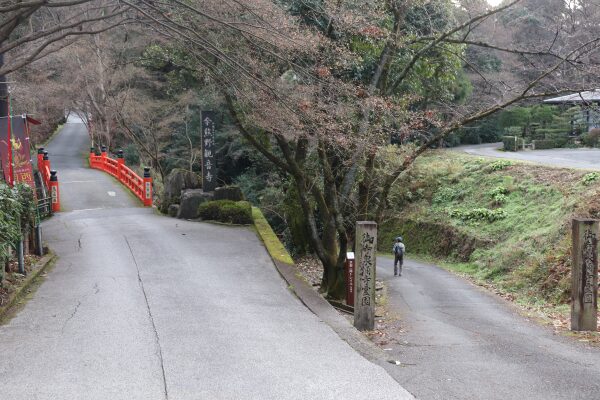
xmin=89 ymin=146 xmax=153 ymax=207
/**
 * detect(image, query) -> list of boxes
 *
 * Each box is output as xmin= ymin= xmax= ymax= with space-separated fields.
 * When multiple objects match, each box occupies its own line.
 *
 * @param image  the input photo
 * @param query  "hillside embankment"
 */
xmin=380 ymin=151 xmax=600 ymax=309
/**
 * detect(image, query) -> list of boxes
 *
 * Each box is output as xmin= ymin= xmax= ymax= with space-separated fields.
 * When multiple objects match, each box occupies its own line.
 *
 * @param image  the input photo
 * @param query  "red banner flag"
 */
xmin=11 ymin=116 xmax=35 ymax=189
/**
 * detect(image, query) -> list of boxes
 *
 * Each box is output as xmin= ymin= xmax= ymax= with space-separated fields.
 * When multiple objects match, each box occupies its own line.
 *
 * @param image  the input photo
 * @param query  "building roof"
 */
xmin=544 ymin=90 xmax=600 ymax=104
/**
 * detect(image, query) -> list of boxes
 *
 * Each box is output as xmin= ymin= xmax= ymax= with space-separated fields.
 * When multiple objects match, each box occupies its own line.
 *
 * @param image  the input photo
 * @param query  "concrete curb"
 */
xmin=252 ymin=208 xmax=415 ymax=398
xmin=0 ymin=252 xmax=56 ymax=321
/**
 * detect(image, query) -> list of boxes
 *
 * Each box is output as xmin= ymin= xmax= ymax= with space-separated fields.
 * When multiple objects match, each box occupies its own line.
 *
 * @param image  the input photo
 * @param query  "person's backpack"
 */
xmin=393 ymin=242 xmax=404 ymax=256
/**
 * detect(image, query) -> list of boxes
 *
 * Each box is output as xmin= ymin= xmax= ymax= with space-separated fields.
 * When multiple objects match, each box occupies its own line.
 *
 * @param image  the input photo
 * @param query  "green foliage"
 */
xmin=198 ymin=200 xmax=252 ymax=224
xmin=502 ymin=136 xmax=523 ymax=152
xmin=489 ymin=186 xmax=509 ymax=204
xmin=491 ymin=105 xmax=573 ymax=149
xmin=380 ymin=218 xmax=487 ymax=262
xmin=0 ymin=185 xmax=22 ymax=247
xmin=220 ymin=202 xmax=253 ymax=224
xmin=449 ymin=208 xmax=507 ymax=223
xmin=489 ymin=186 xmax=508 ymax=197
xmin=432 ymin=186 xmax=463 ymax=205
xmin=279 ymin=0 xmax=330 ymax=33
xmin=472 ymin=52 xmax=502 ymax=72
xmin=582 ymin=172 xmax=600 ymax=185
xmin=123 ymin=144 xmax=140 ymax=166
xmin=382 ymin=151 xmax=595 ymax=307
xmin=455 ymin=115 xmax=503 ymax=145
xmin=500 ymin=107 xmax=531 ymax=128
xmin=581 ymin=128 xmax=600 ymax=147
xmin=0 ymin=184 xmax=37 ymax=269
xmin=488 ymin=160 xmax=513 ymax=171
xmin=141 ymin=44 xmax=201 ymax=93
xmin=391 ymin=41 xmax=466 ymax=105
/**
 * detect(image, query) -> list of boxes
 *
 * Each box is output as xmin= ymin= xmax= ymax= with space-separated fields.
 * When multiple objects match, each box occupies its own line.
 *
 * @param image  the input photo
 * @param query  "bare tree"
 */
xmin=0 ymin=0 xmax=133 ymax=75
xmin=125 ymin=0 xmax=600 ymax=298
xmin=6 ymin=0 xmax=600 ymax=299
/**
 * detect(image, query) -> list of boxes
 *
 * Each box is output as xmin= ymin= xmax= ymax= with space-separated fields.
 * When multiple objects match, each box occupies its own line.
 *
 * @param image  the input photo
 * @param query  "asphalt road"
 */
xmin=377 ymin=257 xmax=600 ymax=400
xmin=0 ymin=120 xmax=413 ymax=400
xmin=457 ymin=142 xmax=600 ymax=170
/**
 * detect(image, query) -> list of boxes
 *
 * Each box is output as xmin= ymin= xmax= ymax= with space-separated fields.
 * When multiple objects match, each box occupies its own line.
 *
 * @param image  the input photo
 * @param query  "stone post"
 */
xmin=571 ymin=218 xmax=599 ymax=331
xmin=354 ymin=221 xmax=377 ymax=331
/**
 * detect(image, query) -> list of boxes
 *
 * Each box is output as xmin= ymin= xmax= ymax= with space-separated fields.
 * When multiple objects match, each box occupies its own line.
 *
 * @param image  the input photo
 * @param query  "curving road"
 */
xmin=377 ymin=257 xmax=600 ymax=400
xmin=456 ymin=142 xmax=600 ymax=170
xmin=0 ymin=119 xmax=413 ymax=400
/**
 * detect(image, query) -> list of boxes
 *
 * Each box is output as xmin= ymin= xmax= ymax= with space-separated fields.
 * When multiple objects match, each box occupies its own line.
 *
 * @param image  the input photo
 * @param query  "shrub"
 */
xmin=432 ymin=187 xmax=462 ymax=205
xmin=450 ymin=208 xmax=507 ymax=223
xmin=489 ymin=186 xmax=508 ymax=197
xmin=491 ymin=193 xmax=507 ymax=204
xmin=488 ymin=160 xmax=513 ymax=172
xmin=198 ymin=200 xmax=230 ymax=220
xmin=502 ymin=136 xmax=523 ymax=151
xmin=198 ymin=200 xmax=252 ymax=224
xmin=489 ymin=186 xmax=509 ymax=204
xmin=532 ymin=139 xmax=557 ymax=150
xmin=0 ymin=183 xmax=37 ymax=278
xmin=582 ymin=128 xmax=600 ymax=147
xmin=582 ymin=172 xmax=600 ymax=185
xmin=220 ymin=202 xmax=253 ymax=224
xmin=123 ymin=144 xmax=140 ymax=165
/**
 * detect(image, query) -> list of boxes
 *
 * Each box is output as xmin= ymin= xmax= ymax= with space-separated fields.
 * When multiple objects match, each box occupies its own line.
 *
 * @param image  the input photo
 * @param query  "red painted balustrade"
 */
xmin=89 ymin=147 xmax=153 ymax=207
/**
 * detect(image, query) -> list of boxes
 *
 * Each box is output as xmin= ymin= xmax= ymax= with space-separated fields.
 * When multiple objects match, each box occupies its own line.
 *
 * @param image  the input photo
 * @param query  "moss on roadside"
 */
xmin=252 ymin=207 xmax=294 ymax=265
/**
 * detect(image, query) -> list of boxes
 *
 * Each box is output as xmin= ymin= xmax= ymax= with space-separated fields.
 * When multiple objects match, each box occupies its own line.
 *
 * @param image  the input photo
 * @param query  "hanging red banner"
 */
xmin=11 ymin=116 xmax=35 ymax=189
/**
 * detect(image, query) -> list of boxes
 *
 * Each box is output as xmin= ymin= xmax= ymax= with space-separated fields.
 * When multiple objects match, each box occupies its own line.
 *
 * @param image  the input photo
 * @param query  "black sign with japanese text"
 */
xmin=201 ymin=111 xmax=216 ymax=192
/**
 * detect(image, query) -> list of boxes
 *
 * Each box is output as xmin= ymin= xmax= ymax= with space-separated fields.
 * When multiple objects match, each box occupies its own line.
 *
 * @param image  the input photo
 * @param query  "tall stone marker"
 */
xmin=354 ymin=221 xmax=377 ymax=331
xmin=201 ymin=111 xmax=216 ymax=192
xmin=571 ymin=218 xmax=599 ymax=331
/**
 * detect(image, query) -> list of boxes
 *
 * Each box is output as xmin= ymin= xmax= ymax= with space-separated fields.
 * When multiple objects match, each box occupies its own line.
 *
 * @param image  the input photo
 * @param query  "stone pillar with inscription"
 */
xmin=354 ymin=221 xmax=377 ymax=331
xmin=571 ymin=218 xmax=599 ymax=331
xmin=201 ymin=111 xmax=216 ymax=192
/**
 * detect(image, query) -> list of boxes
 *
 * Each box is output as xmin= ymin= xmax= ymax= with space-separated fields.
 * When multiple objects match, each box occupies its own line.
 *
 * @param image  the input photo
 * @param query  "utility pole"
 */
xmin=0 ymin=51 xmax=13 ymax=185
xmin=0 ymin=52 xmax=8 ymax=184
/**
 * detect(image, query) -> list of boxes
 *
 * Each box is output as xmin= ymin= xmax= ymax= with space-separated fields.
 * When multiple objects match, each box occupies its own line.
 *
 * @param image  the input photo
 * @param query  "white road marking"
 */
xmin=107 ymin=191 xmax=116 ymax=197
xmin=61 ymin=180 xmax=99 ymax=184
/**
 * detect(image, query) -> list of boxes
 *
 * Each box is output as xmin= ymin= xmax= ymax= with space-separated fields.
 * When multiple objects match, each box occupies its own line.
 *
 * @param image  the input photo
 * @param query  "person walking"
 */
xmin=392 ymin=237 xmax=405 ymax=277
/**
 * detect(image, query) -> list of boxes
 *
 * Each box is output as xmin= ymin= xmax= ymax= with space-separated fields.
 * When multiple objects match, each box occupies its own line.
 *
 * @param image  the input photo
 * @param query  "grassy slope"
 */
xmin=381 ymin=151 xmax=600 ymax=307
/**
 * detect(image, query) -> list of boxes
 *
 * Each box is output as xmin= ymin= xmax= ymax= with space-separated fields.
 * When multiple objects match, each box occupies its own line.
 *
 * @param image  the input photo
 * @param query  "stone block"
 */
xmin=177 ymin=189 xmax=213 ymax=219
xmin=168 ymin=204 xmax=180 ymax=218
xmin=161 ymin=168 xmax=202 ymax=213
xmin=214 ymin=186 xmax=245 ymax=201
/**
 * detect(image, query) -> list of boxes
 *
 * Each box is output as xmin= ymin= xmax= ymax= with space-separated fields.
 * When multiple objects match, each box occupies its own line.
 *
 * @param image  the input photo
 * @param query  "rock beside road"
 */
xmin=168 ymin=204 xmax=179 ymax=218
xmin=177 ymin=189 xmax=213 ymax=219
xmin=160 ymin=168 xmax=202 ymax=213
xmin=214 ymin=186 xmax=245 ymax=201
